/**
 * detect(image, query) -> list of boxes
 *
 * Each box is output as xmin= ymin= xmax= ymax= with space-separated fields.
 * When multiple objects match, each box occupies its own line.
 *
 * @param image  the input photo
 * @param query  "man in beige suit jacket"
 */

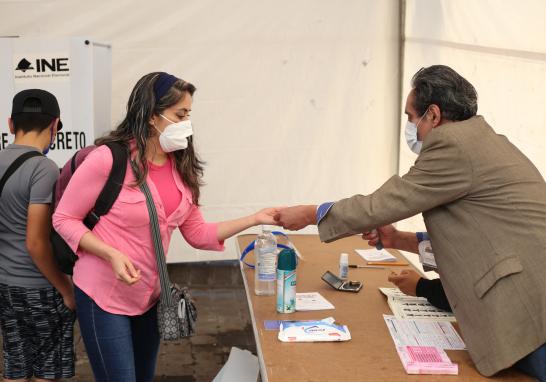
xmin=275 ymin=65 xmax=546 ymax=379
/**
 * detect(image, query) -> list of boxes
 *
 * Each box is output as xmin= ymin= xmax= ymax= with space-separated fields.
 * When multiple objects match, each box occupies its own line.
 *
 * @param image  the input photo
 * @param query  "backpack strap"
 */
xmin=70 ymin=149 xmax=79 ymax=174
xmin=82 ymin=142 xmax=128 ymax=229
xmin=0 ymin=151 xmax=43 ymax=197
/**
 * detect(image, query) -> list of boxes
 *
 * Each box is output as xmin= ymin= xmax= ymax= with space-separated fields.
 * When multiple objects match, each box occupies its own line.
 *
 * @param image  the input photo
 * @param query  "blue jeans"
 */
xmin=75 ymin=286 xmax=160 ymax=382
xmin=514 ymin=343 xmax=546 ymax=381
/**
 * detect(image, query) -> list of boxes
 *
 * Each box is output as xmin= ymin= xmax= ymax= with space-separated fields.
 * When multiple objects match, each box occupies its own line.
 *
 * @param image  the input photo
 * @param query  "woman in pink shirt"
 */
xmin=53 ymin=72 xmax=279 ymax=382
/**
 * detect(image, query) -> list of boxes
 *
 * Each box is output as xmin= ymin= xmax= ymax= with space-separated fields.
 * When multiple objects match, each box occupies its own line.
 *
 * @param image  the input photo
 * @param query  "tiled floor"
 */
xmin=0 ymin=261 xmax=257 ymax=382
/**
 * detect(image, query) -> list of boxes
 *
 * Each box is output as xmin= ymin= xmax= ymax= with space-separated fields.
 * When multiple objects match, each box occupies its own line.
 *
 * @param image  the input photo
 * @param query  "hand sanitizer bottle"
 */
xmin=339 ymin=253 xmax=349 ymax=280
xmin=254 ymin=228 xmax=277 ymax=295
xmin=276 ymin=248 xmax=297 ymax=313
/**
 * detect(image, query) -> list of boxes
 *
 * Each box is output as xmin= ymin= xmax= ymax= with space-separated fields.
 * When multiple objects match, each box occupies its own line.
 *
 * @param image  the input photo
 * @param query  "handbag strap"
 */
xmin=130 ymin=161 xmax=173 ymax=307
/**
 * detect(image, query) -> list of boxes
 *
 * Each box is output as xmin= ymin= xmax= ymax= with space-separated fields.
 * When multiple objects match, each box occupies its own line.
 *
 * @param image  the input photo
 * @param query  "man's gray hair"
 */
xmin=411 ymin=65 xmax=478 ymax=121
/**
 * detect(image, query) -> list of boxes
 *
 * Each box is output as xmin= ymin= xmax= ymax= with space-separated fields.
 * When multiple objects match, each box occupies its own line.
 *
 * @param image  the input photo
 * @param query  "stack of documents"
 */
xmin=379 ymin=287 xmax=455 ymax=322
xmin=383 ymin=315 xmax=466 ymax=350
xmin=355 ymin=248 xmax=397 ymax=262
xmin=396 ymin=345 xmax=458 ymax=375
xmin=278 ymin=317 xmax=351 ymax=342
xmin=383 ymin=314 xmax=464 ymax=375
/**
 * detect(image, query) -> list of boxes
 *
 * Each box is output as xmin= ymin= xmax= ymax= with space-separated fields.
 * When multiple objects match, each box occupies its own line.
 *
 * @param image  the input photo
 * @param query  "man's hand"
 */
xmin=362 ymin=224 xmax=398 ymax=248
xmin=274 ymin=205 xmax=317 ymax=231
xmin=387 ymin=269 xmax=422 ymax=296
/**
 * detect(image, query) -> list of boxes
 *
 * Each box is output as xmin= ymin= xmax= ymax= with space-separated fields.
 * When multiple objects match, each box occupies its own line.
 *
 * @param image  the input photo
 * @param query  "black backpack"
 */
xmin=51 ymin=141 xmax=128 ymax=274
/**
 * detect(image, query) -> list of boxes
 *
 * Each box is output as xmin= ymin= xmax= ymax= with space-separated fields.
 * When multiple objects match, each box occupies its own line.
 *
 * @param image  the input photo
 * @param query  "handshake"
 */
xmin=271 ymin=205 xmax=397 ymax=249
xmin=271 ymin=205 xmax=318 ymax=231
xmin=270 ymin=205 xmax=401 ymax=252
xmin=256 ymin=205 xmax=317 ymax=230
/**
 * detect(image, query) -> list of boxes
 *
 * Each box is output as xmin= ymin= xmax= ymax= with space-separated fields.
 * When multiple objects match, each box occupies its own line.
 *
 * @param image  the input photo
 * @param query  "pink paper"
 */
xmin=396 ymin=346 xmax=458 ymax=375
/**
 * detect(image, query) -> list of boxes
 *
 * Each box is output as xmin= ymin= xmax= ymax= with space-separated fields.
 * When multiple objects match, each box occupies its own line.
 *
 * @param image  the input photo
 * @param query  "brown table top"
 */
xmin=236 ymin=234 xmax=531 ymax=382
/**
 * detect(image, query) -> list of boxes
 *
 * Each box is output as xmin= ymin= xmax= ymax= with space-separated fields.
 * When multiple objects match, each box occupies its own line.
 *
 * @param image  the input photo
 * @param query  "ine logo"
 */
xmin=15 ymin=58 xmax=34 ymax=72
xmin=14 ymin=54 xmax=70 ymax=82
xmin=14 ymin=57 xmax=69 ymax=73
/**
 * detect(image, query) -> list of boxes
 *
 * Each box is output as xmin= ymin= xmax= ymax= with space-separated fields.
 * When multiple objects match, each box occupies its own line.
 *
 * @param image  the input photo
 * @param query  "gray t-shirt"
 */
xmin=0 ymin=144 xmax=59 ymax=288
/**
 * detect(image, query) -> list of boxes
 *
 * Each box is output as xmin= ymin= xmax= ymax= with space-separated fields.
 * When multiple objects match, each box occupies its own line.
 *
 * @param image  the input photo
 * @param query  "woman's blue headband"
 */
xmin=153 ymin=72 xmax=179 ymax=102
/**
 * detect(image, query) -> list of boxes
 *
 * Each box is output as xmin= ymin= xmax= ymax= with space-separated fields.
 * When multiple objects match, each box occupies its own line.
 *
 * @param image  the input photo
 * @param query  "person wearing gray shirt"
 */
xmin=0 ymin=89 xmax=75 ymax=381
xmin=0 ymin=144 xmax=59 ymax=287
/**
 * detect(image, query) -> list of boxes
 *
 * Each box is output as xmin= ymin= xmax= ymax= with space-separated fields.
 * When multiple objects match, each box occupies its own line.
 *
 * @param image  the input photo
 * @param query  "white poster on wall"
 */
xmin=0 ymin=37 xmax=111 ymax=167
xmin=13 ymin=53 xmax=70 ymax=82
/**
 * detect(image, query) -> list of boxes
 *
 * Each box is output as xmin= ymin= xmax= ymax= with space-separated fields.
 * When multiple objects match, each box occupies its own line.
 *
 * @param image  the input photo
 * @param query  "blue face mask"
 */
xmin=404 ymin=110 xmax=428 ymax=155
xmin=42 ymin=126 xmax=55 ymax=155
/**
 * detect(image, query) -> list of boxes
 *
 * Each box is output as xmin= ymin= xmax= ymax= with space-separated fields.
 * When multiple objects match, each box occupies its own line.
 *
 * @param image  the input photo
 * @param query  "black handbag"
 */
xmin=132 ymin=161 xmax=197 ymax=341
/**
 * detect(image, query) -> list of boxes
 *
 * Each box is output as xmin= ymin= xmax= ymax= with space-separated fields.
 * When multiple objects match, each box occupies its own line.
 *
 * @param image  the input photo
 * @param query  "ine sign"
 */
xmin=0 ymin=37 xmax=112 ymax=167
xmin=14 ymin=55 xmax=70 ymax=81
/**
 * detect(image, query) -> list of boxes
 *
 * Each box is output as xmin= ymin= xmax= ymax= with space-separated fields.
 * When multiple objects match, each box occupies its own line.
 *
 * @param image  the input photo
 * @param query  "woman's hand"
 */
xmin=216 ymin=207 xmax=285 ymax=241
xmin=109 ymin=251 xmax=141 ymax=285
xmin=253 ymin=207 xmax=283 ymax=226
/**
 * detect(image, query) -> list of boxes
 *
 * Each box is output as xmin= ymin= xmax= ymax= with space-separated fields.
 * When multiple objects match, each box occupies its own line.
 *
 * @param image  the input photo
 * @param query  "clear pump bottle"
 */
xmin=339 ymin=253 xmax=349 ymax=280
xmin=254 ymin=228 xmax=277 ymax=295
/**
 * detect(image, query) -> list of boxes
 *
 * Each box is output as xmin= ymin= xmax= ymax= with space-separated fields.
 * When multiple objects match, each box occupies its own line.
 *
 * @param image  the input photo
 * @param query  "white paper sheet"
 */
xmin=295 ymin=292 xmax=335 ymax=311
xmin=355 ymin=248 xmax=397 ymax=262
xmin=383 ymin=315 xmax=466 ymax=350
xmin=212 ymin=347 xmax=259 ymax=382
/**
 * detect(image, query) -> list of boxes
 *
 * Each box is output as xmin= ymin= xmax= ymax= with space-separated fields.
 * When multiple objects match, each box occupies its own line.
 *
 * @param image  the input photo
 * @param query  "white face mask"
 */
xmin=404 ymin=111 xmax=428 ymax=155
xmin=155 ymin=114 xmax=193 ymax=152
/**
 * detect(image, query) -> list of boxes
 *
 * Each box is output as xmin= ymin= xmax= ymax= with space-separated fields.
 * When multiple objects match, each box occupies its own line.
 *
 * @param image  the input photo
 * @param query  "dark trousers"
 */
xmin=514 ymin=342 xmax=546 ymax=382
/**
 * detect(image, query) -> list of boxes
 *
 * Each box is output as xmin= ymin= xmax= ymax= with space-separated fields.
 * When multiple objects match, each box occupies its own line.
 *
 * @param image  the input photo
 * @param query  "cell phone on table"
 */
xmin=321 ymin=270 xmax=362 ymax=292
